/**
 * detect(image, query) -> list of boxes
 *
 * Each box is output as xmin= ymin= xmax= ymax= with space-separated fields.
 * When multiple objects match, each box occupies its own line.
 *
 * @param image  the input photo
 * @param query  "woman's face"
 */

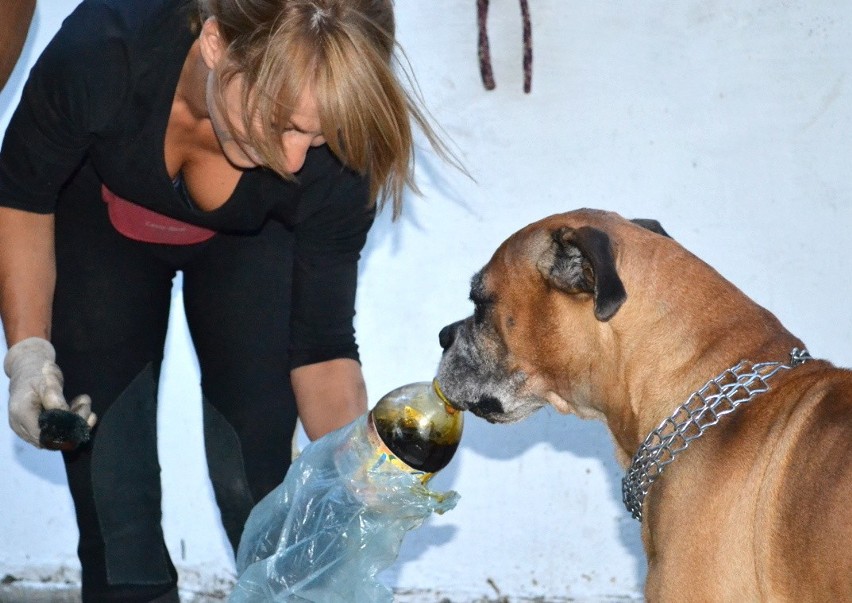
xmin=206 ymin=72 xmax=327 ymax=174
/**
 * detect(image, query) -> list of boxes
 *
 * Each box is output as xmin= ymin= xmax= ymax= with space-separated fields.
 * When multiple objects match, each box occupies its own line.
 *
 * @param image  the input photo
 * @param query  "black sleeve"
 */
xmin=0 ymin=0 xmax=129 ymax=213
xmin=288 ymin=159 xmax=376 ymax=370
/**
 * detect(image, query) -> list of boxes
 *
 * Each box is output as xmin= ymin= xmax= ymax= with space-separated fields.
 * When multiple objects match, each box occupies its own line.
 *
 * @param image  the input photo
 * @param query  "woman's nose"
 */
xmin=283 ymin=135 xmax=312 ymax=173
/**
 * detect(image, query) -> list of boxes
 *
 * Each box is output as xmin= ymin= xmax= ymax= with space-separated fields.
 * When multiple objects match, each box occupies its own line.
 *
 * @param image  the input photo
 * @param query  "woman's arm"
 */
xmin=291 ymin=358 xmax=367 ymax=440
xmin=0 ymin=207 xmax=93 ymax=450
xmin=286 ymin=149 xmax=375 ymax=441
xmin=0 ymin=0 xmax=36 ymax=92
xmin=0 ymin=207 xmax=55 ymax=345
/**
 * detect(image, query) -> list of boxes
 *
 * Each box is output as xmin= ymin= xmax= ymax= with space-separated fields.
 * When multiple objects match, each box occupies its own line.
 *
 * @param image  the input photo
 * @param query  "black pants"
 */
xmin=52 ymin=165 xmax=297 ymax=602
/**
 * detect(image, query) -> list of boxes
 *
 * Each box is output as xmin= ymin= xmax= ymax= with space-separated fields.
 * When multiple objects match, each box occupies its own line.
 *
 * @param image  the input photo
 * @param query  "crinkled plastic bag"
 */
xmin=230 ymin=413 xmax=459 ymax=602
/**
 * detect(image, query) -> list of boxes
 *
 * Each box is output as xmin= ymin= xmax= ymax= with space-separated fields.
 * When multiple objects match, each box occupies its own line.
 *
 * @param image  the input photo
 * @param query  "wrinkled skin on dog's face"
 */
xmin=435 ymin=266 xmax=538 ymax=424
xmin=437 ymin=210 xmax=641 ymax=423
xmin=436 ymin=284 xmax=549 ymax=424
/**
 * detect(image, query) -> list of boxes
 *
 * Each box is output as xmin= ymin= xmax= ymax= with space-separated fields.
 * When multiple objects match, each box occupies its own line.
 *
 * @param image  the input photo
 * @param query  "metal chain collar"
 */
xmin=622 ymin=347 xmax=812 ymax=522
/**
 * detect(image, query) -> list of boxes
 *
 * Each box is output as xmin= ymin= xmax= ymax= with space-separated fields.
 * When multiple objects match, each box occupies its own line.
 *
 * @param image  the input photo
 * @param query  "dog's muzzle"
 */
xmin=437 ymin=319 xmax=521 ymax=421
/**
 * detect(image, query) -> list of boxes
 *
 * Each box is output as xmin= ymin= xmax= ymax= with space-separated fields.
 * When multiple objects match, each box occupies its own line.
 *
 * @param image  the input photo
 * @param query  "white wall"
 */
xmin=2 ymin=1 xmax=850 ymax=601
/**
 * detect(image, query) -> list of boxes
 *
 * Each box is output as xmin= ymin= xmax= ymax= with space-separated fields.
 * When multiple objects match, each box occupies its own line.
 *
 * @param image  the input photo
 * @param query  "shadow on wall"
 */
xmin=389 ymin=408 xmax=647 ymax=589
xmin=11 ymin=445 xmax=69 ymax=485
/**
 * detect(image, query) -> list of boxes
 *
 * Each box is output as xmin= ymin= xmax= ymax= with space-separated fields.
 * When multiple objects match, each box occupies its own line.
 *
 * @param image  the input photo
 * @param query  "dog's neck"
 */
xmin=600 ymin=248 xmax=808 ymax=462
xmin=599 ymin=334 xmax=804 ymax=468
xmin=620 ymin=348 xmax=812 ymax=521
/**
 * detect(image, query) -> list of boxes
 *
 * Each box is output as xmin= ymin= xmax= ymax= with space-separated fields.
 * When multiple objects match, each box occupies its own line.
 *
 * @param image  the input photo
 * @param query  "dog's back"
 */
xmin=768 ymin=367 xmax=852 ymax=600
xmin=641 ymin=363 xmax=852 ymax=602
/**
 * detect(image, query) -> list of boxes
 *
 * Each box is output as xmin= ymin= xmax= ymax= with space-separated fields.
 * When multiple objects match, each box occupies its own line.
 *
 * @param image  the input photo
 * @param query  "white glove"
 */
xmin=4 ymin=337 xmax=96 ymax=448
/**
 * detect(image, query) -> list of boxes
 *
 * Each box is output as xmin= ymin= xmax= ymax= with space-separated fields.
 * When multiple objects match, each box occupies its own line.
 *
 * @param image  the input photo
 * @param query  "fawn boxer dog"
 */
xmin=436 ymin=208 xmax=852 ymax=602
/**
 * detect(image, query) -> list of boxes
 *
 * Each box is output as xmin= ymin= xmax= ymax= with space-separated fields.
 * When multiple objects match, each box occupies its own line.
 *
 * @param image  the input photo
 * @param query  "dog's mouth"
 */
xmin=445 ymin=399 xmax=508 ymax=423
xmin=431 ymin=378 xmax=461 ymax=409
xmin=466 ymin=395 xmax=507 ymax=420
xmin=432 ymin=375 xmax=466 ymax=405
xmin=436 ymin=388 xmax=518 ymax=424
xmin=438 ymin=378 xmax=550 ymax=424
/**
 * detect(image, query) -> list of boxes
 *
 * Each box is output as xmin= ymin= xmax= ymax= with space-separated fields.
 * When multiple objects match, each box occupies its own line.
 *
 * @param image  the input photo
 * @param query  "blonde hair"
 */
xmin=193 ymin=0 xmax=455 ymax=217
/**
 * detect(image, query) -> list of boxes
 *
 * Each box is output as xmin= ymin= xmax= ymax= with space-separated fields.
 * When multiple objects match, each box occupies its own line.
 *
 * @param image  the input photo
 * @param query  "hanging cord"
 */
xmin=477 ymin=0 xmax=533 ymax=93
xmin=520 ymin=0 xmax=532 ymax=93
xmin=477 ymin=0 xmax=496 ymax=90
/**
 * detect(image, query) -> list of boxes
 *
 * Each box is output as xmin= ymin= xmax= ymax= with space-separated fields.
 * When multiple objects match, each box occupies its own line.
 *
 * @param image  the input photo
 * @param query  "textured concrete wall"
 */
xmin=2 ymin=1 xmax=851 ymax=601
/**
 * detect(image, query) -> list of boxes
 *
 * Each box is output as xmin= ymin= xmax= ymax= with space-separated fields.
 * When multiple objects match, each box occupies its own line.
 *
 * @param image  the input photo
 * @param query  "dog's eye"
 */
xmin=473 ymin=300 xmax=491 ymax=324
xmin=469 ymin=270 xmax=494 ymax=325
xmin=470 ymin=292 xmax=494 ymax=325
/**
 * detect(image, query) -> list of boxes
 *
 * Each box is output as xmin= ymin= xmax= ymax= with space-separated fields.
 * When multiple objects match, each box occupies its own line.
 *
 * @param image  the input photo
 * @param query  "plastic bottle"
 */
xmin=230 ymin=380 xmax=463 ymax=603
xmin=368 ymin=379 xmax=464 ymax=478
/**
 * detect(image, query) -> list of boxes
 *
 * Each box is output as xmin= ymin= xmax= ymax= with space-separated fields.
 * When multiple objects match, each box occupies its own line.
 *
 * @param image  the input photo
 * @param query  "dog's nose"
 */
xmin=439 ymin=320 xmax=464 ymax=351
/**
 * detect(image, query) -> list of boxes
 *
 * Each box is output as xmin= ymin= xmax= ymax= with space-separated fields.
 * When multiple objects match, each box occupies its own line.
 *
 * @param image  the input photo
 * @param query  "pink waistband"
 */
xmin=101 ymin=185 xmax=216 ymax=245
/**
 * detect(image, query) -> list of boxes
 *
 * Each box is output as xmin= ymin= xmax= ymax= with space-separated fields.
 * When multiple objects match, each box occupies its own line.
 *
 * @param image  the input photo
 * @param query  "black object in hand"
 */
xmin=38 ymin=409 xmax=91 ymax=451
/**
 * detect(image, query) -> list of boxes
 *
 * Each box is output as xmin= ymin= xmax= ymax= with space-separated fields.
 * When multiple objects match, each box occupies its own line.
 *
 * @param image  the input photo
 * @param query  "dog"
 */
xmin=436 ymin=208 xmax=852 ymax=602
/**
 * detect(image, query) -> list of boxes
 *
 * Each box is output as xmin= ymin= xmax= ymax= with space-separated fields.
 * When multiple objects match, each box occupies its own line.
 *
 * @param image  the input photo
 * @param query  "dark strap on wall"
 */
xmin=477 ymin=0 xmax=533 ymax=93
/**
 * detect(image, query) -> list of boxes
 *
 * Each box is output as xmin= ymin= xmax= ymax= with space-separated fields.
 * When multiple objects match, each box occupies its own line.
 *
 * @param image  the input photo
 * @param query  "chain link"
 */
xmin=622 ymin=348 xmax=812 ymax=521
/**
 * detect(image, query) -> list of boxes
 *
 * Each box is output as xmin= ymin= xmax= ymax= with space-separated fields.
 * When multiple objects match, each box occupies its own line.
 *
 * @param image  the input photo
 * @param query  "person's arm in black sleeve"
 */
xmin=0 ymin=3 xmax=127 ymax=447
xmin=288 ymin=157 xmax=376 ymax=440
xmin=0 ymin=1 xmax=129 ymax=345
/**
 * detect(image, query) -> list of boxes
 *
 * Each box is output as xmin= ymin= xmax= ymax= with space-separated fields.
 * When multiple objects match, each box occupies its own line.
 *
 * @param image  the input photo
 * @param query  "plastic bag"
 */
xmin=230 ymin=413 xmax=459 ymax=602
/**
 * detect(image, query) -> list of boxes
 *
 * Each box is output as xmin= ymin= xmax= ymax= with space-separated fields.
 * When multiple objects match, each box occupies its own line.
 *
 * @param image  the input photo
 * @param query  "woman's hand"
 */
xmin=0 ymin=208 xmax=90 ymax=448
xmin=4 ymin=337 xmax=96 ymax=448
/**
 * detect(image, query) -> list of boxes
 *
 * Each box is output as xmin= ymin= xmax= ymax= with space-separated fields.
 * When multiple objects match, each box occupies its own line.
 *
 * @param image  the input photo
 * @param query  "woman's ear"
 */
xmin=199 ymin=17 xmax=226 ymax=70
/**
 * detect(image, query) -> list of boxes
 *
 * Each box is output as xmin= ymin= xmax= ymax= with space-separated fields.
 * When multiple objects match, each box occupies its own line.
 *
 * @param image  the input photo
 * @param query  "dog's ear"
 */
xmin=538 ymin=226 xmax=627 ymax=321
xmin=631 ymin=218 xmax=671 ymax=238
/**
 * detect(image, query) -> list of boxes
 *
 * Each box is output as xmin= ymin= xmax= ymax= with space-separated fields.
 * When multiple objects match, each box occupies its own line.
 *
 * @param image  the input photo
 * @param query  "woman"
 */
xmin=0 ymin=0 xmax=448 ymax=600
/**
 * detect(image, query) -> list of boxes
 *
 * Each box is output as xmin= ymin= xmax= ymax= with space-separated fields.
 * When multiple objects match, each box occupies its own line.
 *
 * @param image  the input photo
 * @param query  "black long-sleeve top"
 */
xmin=0 ymin=0 xmax=376 ymax=368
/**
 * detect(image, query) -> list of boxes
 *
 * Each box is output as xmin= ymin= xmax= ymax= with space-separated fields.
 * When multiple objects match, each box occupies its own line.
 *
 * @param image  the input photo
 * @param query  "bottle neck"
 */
xmin=431 ymin=378 xmax=459 ymax=415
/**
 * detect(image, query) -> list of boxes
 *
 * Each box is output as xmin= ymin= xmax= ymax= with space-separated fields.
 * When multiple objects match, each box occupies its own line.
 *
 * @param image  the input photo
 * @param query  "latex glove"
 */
xmin=4 ymin=337 xmax=96 ymax=448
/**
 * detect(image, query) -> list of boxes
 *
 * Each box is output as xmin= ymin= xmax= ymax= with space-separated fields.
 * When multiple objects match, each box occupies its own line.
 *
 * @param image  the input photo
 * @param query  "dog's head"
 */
xmin=436 ymin=209 xmax=670 ymax=423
